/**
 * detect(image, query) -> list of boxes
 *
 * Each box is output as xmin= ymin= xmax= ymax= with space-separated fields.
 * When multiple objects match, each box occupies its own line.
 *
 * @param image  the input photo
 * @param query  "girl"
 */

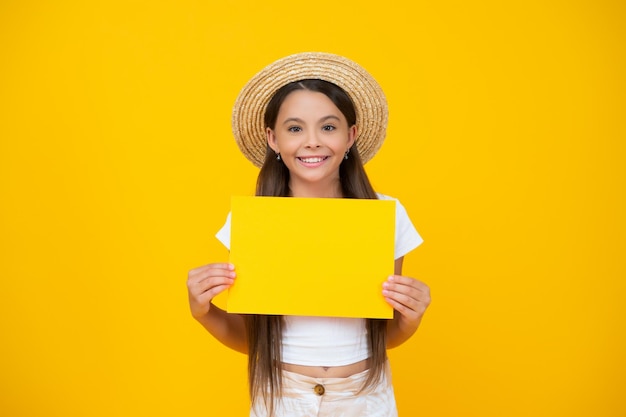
xmin=187 ymin=52 xmax=431 ymax=416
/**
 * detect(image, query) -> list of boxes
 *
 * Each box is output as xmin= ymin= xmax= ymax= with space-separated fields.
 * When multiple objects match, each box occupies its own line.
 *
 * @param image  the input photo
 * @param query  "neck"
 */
xmin=289 ymin=178 xmax=343 ymax=198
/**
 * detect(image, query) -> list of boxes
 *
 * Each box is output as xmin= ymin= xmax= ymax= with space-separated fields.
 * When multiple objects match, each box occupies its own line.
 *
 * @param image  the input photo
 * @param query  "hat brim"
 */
xmin=232 ymin=52 xmax=388 ymax=168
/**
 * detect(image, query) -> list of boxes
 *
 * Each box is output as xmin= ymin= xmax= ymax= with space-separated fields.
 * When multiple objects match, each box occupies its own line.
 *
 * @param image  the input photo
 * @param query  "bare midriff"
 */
xmin=281 ymin=358 xmax=369 ymax=378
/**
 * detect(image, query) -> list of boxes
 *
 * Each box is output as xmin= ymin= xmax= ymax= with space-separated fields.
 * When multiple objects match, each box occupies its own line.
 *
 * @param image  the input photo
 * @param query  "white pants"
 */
xmin=250 ymin=362 xmax=398 ymax=417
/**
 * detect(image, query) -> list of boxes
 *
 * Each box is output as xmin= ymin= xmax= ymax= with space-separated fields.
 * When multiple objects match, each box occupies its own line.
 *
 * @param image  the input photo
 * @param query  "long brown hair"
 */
xmin=247 ymin=79 xmax=388 ymax=415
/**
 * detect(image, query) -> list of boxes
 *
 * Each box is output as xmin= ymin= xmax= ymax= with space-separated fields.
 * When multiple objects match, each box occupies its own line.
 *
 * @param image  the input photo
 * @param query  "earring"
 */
xmin=344 ymin=149 xmax=350 ymax=160
xmin=276 ymin=153 xmax=281 ymax=161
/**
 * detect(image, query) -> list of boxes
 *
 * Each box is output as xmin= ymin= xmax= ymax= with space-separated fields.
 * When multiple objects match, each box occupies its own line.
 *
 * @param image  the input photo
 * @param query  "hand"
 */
xmin=383 ymin=275 xmax=431 ymax=331
xmin=187 ymin=263 xmax=236 ymax=320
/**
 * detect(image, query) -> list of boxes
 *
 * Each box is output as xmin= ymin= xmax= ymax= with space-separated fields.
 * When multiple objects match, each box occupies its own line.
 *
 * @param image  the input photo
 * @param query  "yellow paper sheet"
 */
xmin=227 ymin=196 xmax=395 ymax=318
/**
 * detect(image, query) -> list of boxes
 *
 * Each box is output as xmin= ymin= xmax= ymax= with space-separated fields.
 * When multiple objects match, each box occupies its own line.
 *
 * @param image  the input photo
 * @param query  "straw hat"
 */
xmin=232 ymin=52 xmax=388 ymax=168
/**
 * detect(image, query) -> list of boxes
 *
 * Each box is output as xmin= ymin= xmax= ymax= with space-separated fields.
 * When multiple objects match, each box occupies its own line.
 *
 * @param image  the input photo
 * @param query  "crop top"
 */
xmin=215 ymin=193 xmax=423 ymax=366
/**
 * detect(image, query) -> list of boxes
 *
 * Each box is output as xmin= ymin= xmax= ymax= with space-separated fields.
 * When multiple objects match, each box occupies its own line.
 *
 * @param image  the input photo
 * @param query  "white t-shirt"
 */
xmin=215 ymin=193 xmax=423 ymax=366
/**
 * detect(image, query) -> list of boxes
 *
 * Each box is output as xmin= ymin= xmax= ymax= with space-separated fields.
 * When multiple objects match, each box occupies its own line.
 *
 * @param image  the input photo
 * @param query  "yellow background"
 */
xmin=1 ymin=1 xmax=624 ymax=416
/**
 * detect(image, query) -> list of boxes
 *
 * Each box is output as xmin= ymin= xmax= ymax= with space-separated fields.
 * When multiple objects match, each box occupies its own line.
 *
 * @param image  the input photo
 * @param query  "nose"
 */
xmin=304 ymin=131 xmax=322 ymax=148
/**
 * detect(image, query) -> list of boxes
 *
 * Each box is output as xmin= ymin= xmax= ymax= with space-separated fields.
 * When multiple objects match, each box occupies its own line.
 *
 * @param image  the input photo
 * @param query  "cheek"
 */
xmin=276 ymin=139 xmax=299 ymax=152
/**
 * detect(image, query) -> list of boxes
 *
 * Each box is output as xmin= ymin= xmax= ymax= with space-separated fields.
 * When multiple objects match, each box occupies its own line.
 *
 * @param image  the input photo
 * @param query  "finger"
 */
xmin=196 ymin=283 xmax=232 ymax=303
xmin=383 ymin=290 xmax=428 ymax=319
xmin=384 ymin=291 xmax=419 ymax=318
xmin=385 ymin=276 xmax=430 ymax=296
xmin=382 ymin=281 xmax=417 ymax=301
xmin=383 ymin=283 xmax=431 ymax=312
xmin=189 ymin=265 xmax=236 ymax=284
xmin=388 ymin=287 xmax=428 ymax=307
xmin=189 ymin=263 xmax=235 ymax=278
xmin=191 ymin=275 xmax=235 ymax=294
xmin=387 ymin=275 xmax=427 ymax=289
xmin=383 ymin=288 xmax=419 ymax=309
xmin=209 ymin=263 xmax=235 ymax=271
xmin=384 ymin=295 xmax=414 ymax=317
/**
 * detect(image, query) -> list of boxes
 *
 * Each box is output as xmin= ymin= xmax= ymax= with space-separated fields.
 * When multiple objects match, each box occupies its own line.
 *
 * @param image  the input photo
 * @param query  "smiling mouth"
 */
xmin=297 ymin=156 xmax=329 ymax=163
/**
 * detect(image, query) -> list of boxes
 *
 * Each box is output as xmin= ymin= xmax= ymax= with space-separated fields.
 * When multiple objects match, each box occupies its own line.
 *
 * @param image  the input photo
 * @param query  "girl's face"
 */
xmin=266 ymin=90 xmax=356 ymax=197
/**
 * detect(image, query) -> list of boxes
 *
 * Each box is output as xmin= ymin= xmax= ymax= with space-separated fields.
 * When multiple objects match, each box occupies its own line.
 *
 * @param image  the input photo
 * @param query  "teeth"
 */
xmin=300 ymin=157 xmax=324 ymax=163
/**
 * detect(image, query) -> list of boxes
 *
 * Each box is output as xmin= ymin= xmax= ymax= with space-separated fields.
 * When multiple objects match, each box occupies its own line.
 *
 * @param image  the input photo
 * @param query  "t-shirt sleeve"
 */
xmin=215 ymin=212 xmax=231 ymax=250
xmin=393 ymin=198 xmax=423 ymax=259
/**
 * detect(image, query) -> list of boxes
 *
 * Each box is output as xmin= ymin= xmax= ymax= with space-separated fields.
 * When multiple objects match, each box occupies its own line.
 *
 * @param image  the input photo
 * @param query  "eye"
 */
xmin=322 ymin=124 xmax=336 ymax=131
xmin=288 ymin=126 xmax=302 ymax=133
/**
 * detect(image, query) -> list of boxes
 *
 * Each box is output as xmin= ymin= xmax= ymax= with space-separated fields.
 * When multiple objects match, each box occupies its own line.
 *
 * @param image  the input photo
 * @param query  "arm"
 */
xmin=384 ymin=257 xmax=431 ymax=349
xmin=187 ymin=263 xmax=248 ymax=354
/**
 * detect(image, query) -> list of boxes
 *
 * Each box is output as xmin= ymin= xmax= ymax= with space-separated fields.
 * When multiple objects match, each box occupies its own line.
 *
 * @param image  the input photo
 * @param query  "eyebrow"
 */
xmin=282 ymin=115 xmax=342 ymax=125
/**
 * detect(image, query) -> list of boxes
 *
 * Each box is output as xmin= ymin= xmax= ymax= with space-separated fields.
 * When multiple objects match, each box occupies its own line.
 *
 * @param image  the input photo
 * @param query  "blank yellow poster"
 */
xmin=227 ymin=196 xmax=395 ymax=318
